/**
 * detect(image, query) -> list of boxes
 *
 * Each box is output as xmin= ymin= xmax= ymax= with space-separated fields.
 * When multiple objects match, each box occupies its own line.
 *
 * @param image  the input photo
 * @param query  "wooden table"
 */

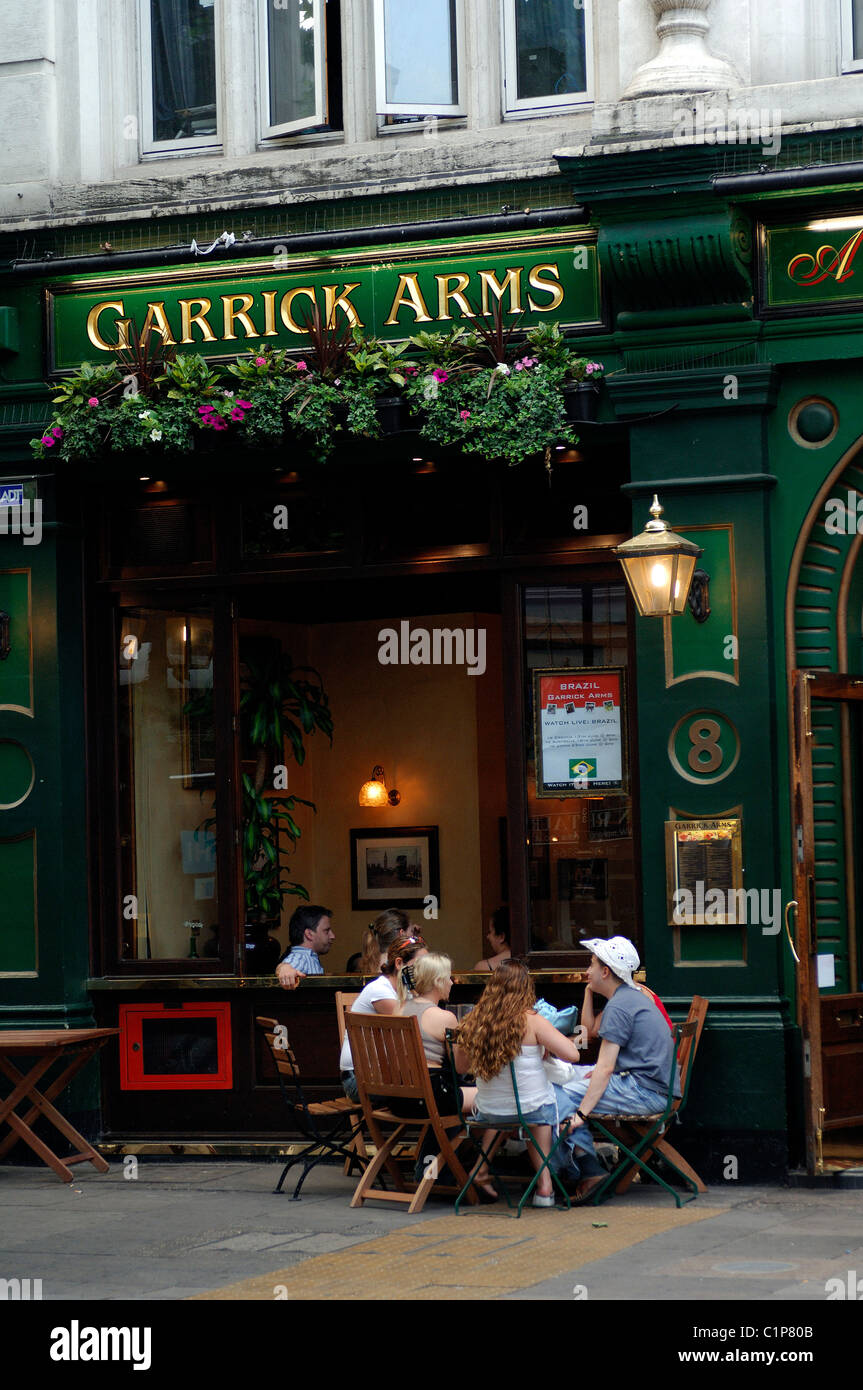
xmin=0 ymin=1029 xmax=118 ymax=1183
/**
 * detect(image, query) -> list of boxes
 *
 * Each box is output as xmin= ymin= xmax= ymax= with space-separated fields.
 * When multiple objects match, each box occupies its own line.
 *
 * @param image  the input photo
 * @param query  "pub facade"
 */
xmin=1 ymin=0 xmax=862 ymax=1183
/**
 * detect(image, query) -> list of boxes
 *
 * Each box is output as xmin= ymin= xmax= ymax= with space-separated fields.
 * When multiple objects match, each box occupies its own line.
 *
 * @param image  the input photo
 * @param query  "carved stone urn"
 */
xmin=624 ymin=0 xmax=739 ymax=98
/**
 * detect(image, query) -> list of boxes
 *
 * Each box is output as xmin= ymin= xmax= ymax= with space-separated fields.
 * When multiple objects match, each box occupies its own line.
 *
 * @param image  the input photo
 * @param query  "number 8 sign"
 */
xmin=668 ymin=710 xmax=741 ymax=785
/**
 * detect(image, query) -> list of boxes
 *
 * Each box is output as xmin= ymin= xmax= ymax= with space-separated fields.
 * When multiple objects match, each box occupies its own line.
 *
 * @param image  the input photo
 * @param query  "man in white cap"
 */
xmin=551 ymin=936 xmax=680 ymax=1201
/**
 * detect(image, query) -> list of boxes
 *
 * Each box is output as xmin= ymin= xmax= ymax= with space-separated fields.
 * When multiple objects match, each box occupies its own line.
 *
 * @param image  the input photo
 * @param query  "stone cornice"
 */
xmin=608 ymin=364 xmax=779 ymax=416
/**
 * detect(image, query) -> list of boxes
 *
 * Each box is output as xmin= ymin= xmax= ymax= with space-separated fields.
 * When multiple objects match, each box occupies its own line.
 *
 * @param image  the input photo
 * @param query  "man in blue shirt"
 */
xmin=275 ymin=905 xmax=335 ymax=987
xmin=552 ymin=936 xmax=679 ymax=1202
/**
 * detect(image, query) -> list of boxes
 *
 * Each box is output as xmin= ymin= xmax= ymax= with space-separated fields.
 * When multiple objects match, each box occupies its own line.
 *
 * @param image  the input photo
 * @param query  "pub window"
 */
xmin=139 ymin=0 xmax=221 ymax=154
xmin=523 ymin=581 xmax=638 ymax=958
xmin=373 ymin=0 xmax=466 ymax=118
xmin=502 ymin=0 xmax=593 ymax=113
xmin=841 ymin=0 xmax=863 ymax=70
xmin=117 ymin=608 xmax=222 ymax=963
xmin=258 ymin=0 xmax=343 ymax=138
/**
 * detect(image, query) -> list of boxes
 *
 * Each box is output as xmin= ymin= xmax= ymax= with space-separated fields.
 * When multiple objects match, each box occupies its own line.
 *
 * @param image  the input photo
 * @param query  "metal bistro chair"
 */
xmin=451 ymin=1040 xmax=572 ymax=1218
xmin=580 ymin=1016 xmax=702 ymax=1209
xmin=257 ymin=1016 xmax=367 ymax=1200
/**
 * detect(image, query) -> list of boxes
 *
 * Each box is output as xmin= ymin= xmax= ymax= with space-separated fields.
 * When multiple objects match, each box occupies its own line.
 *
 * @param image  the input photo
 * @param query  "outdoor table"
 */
xmin=0 ymin=1029 xmax=118 ymax=1183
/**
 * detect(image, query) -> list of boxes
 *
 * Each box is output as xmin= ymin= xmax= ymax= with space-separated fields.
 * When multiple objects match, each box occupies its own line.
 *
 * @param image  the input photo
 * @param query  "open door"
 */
xmin=791 ymin=670 xmax=863 ymax=1173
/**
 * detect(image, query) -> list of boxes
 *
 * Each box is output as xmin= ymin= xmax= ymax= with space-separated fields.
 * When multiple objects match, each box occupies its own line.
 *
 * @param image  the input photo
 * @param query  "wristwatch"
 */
xmin=576 ymin=1108 xmax=589 ymax=1121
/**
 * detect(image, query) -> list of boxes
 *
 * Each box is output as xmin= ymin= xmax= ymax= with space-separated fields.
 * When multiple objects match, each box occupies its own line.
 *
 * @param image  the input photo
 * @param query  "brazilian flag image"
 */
xmin=569 ymin=759 xmax=597 ymax=779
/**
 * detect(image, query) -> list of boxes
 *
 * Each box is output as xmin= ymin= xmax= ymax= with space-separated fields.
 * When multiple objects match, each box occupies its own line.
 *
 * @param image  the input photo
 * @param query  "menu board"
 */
xmin=533 ymin=668 xmax=627 ymax=798
xmin=665 ymin=818 xmax=743 ymax=925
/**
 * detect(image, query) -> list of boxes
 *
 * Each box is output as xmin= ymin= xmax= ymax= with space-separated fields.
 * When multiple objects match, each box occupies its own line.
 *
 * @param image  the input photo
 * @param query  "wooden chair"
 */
xmin=582 ymin=996 xmax=709 ymax=1207
xmin=257 ymin=1016 xmax=367 ymax=1199
xmin=607 ymin=994 xmax=709 ymax=1196
xmin=346 ymin=1013 xmax=477 ymax=1213
xmin=334 ymin=991 xmax=368 ymax=1173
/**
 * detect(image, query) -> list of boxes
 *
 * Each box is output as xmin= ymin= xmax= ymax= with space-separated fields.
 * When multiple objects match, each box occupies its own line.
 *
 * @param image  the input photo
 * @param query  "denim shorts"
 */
xmin=472 ymin=1100 xmax=558 ymax=1128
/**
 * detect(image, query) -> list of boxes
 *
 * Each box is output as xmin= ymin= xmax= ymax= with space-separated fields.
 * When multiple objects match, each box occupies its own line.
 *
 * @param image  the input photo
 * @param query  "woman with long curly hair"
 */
xmin=454 ymin=959 xmax=580 ymax=1206
xmin=339 ymin=932 xmax=427 ymax=1102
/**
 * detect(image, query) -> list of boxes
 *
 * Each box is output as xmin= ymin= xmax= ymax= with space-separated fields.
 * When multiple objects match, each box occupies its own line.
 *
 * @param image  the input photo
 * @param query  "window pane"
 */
xmin=523 ymin=583 xmax=636 ymax=955
xmin=855 ymin=0 xmax=863 ymax=59
xmin=150 ymin=0 xmax=217 ymax=142
xmin=382 ymin=0 xmax=458 ymax=106
xmin=514 ymin=0 xmax=586 ymax=100
xmin=268 ymin=0 xmax=318 ymax=128
xmin=118 ymin=609 xmax=219 ymax=960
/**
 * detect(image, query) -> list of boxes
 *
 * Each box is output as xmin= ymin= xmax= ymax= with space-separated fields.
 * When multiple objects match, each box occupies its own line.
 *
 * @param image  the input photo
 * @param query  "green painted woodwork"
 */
xmin=0 ymin=833 xmax=36 ymax=973
xmin=665 ymin=527 xmax=737 ymax=684
xmin=796 ymin=401 xmax=837 ymax=444
xmin=0 ymin=569 xmax=32 ymax=712
xmin=0 ymin=307 xmax=18 ymax=356
xmin=0 ymin=740 xmax=35 ymax=808
xmin=47 ymin=229 xmax=602 ymax=373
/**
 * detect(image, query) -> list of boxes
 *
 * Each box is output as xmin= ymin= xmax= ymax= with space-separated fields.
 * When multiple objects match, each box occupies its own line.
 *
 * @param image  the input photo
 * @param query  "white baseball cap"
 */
xmin=581 ymin=936 xmax=640 ymax=988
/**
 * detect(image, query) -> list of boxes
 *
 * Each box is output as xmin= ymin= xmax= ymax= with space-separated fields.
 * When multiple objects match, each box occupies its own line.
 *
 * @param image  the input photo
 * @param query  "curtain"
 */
xmin=150 ymin=0 xmax=217 ymax=141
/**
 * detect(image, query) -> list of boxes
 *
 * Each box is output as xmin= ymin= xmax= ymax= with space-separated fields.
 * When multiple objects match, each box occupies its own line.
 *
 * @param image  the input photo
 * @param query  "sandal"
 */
xmin=572 ymin=1174 xmax=605 ymax=1205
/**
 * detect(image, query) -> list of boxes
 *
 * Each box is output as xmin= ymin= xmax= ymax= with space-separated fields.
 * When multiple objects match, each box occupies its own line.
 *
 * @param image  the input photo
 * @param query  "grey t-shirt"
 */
xmin=598 ymin=985 xmax=680 ymax=1098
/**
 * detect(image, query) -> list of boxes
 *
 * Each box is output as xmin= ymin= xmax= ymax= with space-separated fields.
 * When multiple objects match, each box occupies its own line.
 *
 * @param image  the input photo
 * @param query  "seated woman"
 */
xmin=472 ymin=905 xmax=511 ymax=973
xmin=392 ymin=953 xmax=477 ymax=1120
xmin=454 ymin=960 xmax=581 ymax=1206
xmin=339 ymin=931 xmax=427 ymax=1102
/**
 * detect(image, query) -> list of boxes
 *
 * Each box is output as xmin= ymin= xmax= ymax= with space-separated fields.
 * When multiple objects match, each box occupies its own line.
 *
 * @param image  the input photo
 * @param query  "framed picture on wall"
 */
xmin=349 ymin=826 xmax=440 ymax=910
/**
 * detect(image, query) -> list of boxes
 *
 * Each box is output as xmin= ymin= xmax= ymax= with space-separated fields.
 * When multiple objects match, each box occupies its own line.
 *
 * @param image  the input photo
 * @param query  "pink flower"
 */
xmin=296 ymin=360 xmax=308 ymax=372
xmin=198 ymin=405 xmax=215 ymax=416
xmin=432 ymin=369 xmax=449 ymax=383
xmin=52 ymin=426 xmax=64 ymax=438
xmin=255 ymin=356 xmax=267 ymax=366
xmin=88 ymin=396 xmax=99 ymax=407
xmin=460 ymin=410 xmax=471 ymax=420
xmin=42 ymin=436 xmax=54 ymax=447
xmin=236 ymin=399 xmax=252 ymax=409
xmin=403 ymin=366 xmax=418 ymax=376
xmin=230 ymin=408 xmax=244 ymax=422
xmin=212 ymin=419 xmax=228 ymax=431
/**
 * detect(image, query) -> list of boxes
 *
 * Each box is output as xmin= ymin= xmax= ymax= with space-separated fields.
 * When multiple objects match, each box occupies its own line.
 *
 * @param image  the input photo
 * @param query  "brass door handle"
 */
xmin=784 ymin=900 xmax=801 ymax=964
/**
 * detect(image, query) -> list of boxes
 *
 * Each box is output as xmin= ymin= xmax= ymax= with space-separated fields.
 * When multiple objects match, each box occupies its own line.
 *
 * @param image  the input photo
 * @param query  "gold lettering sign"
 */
xmin=279 ymin=287 xmax=317 ymax=334
xmin=436 ymin=273 xmax=472 ymax=321
xmin=323 ymin=283 xmax=363 ymax=329
xmin=221 ymin=294 xmax=260 ymax=341
xmin=179 ymin=298 xmax=216 ymax=344
xmin=261 ymin=290 xmax=279 ymax=337
xmin=139 ymin=301 xmax=177 ymax=346
xmin=479 ymin=267 xmax=523 ymax=316
xmin=527 ymin=264 xmax=564 ymax=312
xmin=385 ymin=274 xmax=433 ymax=325
xmin=86 ymin=300 xmax=130 ymax=351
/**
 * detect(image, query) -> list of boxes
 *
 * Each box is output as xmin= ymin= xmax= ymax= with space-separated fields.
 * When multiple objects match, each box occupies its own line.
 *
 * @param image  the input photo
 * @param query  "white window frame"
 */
xmin=501 ymin=0 xmax=593 ymax=114
xmin=373 ymin=0 xmax=466 ymax=118
xmin=258 ymin=0 xmax=330 ymax=139
xmin=139 ymin=0 xmax=222 ymax=155
xmin=841 ymin=0 xmax=863 ymax=72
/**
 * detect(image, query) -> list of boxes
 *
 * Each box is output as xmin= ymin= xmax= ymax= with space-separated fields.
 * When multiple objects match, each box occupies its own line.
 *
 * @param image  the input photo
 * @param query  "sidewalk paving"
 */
xmin=0 ymin=1160 xmax=861 ymax=1303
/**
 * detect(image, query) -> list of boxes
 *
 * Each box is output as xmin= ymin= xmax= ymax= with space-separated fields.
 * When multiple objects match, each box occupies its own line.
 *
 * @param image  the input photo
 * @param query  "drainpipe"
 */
xmin=713 ymin=163 xmax=863 ymax=196
xmin=5 ymin=208 xmax=587 ymax=279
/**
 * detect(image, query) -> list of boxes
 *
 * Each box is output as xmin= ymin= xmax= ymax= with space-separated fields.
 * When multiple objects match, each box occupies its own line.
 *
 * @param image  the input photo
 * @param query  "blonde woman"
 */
xmin=392 ymin=953 xmax=477 ymax=1119
xmin=454 ymin=960 xmax=580 ymax=1206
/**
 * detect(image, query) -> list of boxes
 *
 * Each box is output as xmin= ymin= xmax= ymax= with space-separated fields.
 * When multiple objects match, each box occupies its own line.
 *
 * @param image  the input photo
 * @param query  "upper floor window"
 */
xmin=140 ymin=0 xmax=220 ymax=153
xmin=259 ymin=0 xmax=343 ymax=138
xmin=842 ymin=0 xmax=863 ymax=71
xmin=502 ymin=0 xmax=592 ymax=112
xmin=373 ymin=0 xmax=466 ymax=117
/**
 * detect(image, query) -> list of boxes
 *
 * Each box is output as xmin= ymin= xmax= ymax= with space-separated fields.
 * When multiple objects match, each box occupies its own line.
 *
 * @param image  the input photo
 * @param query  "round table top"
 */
xmin=0 ymin=1028 xmax=118 ymax=1053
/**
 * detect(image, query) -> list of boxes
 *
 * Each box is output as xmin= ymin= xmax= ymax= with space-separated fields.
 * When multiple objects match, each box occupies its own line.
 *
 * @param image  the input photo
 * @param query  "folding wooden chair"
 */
xmin=606 ymin=994 xmax=709 ymax=1197
xmin=257 ymin=1016 xmax=367 ymax=1199
xmin=334 ymin=991 xmax=369 ymax=1173
xmin=346 ymin=1013 xmax=477 ymax=1213
xmin=580 ymin=1011 xmax=705 ymax=1208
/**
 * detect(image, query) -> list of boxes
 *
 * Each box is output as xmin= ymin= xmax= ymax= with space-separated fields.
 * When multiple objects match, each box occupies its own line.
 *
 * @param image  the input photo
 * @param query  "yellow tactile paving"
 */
xmin=193 ymin=1202 xmax=722 ymax=1301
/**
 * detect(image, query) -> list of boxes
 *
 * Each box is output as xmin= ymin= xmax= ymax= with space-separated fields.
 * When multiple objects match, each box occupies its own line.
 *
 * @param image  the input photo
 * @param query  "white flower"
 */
xmin=138 ymin=410 xmax=154 ymax=420
xmin=495 ymin=363 xmax=511 ymax=374
xmin=149 ymin=428 xmax=163 ymax=442
xmin=223 ymin=390 xmax=234 ymax=398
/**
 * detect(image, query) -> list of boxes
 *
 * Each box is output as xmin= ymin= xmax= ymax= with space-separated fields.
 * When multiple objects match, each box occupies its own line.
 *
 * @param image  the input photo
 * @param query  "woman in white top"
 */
xmin=339 ymin=932 xmax=427 ymax=1101
xmin=393 ymin=953 xmax=477 ymax=1118
xmin=454 ymin=960 xmax=580 ymax=1206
